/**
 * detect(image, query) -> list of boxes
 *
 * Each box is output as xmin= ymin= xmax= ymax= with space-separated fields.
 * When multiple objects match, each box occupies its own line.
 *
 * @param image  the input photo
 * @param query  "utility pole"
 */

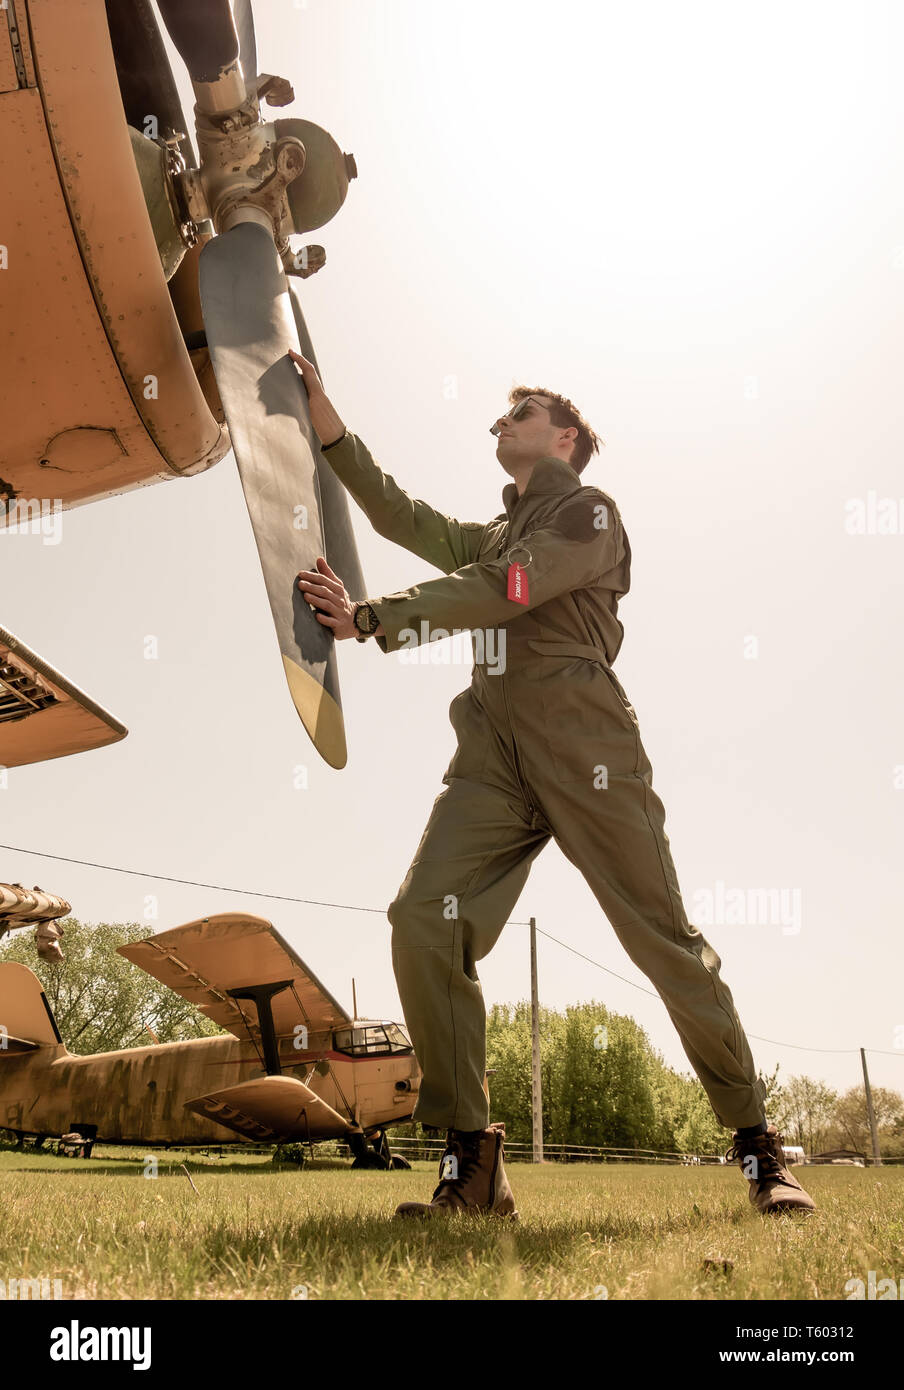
xmin=530 ymin=916 xmax=543 ymax=1163
xmin=860 ymin=1048 xmax=882 ymax=1167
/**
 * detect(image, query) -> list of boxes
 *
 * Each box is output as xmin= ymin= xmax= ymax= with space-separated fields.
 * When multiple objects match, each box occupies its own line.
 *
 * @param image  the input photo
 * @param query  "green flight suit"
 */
xmin=321 ymin=429 xmax=768 ymax=1134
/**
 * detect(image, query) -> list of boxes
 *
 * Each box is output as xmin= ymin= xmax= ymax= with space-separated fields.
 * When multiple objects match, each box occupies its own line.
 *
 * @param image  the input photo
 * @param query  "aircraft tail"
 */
xmin=0 ymin=962 xmax=65 ymax=1054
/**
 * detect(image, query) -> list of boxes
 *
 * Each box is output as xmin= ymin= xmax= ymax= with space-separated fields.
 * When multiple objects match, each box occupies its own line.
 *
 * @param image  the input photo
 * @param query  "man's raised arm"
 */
xmin=288 ymin=351 xmax=485 ymax=574
xmin=365 ymin=492 xmax=626 ymax=655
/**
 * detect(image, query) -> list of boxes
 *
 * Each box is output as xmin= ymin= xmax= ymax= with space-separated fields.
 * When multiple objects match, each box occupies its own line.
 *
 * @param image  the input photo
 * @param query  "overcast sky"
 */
xmin=2 ymin=0 xmax=903 ymax=1107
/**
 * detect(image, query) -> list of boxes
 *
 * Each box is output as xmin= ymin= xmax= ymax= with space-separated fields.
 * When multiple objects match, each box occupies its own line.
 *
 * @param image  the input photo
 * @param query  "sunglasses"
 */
xmin=489 ymin=396 xmax=548 ymax=436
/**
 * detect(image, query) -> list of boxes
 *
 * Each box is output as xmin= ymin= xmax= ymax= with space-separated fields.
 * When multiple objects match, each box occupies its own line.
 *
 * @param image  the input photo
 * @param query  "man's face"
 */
xmin=492 ymin=395 xmax=573 ymax=475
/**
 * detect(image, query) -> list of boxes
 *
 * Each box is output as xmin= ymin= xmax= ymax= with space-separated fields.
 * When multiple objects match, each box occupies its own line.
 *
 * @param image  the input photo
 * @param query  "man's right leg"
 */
xmin=388 ymin=775 xmax=550 ymax=1133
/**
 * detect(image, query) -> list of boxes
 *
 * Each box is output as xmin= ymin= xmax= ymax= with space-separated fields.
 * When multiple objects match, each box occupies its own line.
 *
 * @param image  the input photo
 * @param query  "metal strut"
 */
xmin=226 ymin=979 xmax=294 ymax=1076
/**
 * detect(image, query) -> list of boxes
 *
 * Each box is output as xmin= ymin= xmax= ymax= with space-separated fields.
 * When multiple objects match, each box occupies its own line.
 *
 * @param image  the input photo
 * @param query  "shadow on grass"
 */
xmin=0 ymin=1157 xmax=372 ymax=1177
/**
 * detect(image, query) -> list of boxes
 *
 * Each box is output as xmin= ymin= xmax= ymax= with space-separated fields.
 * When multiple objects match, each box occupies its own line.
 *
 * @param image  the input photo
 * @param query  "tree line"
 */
xmin=478 ymin=1000 xmax=904 ymax=1158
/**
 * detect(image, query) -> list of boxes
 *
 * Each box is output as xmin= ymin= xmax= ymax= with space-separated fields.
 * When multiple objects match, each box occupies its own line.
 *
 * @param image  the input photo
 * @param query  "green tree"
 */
xmin=828 ymin=1085 xmax=904 ymax=1156
xmin=772 ymin=1074 xmax=839 ymax=1154
xmin=485 ymin=1002 xmax=535 ymax=1142
xmin=486 ymin=998 xmax=741 ymax=1152
xmin=651 ymin=1063 xmax=730 ymax=1155
xmin=760 ymin=1062 xmax=783 ymax=1113
xmin=0 ymin=918 xmax=224 ymax=1052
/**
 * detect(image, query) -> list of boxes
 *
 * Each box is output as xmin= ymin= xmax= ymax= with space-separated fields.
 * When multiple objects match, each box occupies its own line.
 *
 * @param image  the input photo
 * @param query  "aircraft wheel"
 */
xmin=350 ymin=1150 xmax=390 ymax=1170
xmin=389 ymin=1154 xmax=412 ymax=1170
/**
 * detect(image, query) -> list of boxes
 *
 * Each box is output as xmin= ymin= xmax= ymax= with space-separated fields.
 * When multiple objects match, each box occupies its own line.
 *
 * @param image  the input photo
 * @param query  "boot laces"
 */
xmin=724 ymin=1130 xmax=786 ymax=1182
xmin=431 ymin=1134 xmax=482 ymax=1200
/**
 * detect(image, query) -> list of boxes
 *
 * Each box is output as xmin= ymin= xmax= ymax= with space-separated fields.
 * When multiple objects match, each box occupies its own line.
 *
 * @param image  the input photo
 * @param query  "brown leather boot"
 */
xmin=393 ymin=1122 xmax=519 ymax=1219
xmin=726 ymin=1124 xmax=817 ymax=1214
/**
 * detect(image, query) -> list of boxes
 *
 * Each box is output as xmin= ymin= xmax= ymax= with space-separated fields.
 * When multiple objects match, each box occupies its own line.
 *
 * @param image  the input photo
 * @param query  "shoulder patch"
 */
xmin=553 ymin=491 xmax=614 ymax=542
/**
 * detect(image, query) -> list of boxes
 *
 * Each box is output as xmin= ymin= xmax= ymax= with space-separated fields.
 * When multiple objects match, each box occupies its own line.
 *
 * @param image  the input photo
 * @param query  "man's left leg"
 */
xmin=530 ymin=681 xmax=815 ymax=1214
xmin=542 ymin=766 xmax=769 ymax=1132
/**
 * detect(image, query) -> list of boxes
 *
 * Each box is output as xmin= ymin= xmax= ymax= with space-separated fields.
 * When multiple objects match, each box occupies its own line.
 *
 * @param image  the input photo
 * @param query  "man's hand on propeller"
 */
xmin=287 ymin=349 xmax=346 ymax=448
xmin=297 ymin=556 xmax=384 ymax=640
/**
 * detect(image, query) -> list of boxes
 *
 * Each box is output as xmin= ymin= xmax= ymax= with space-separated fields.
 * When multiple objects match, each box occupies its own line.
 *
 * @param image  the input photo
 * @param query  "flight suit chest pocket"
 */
xmin=442 ymin=689 xmax=492 ymax=782
xmin=537 ymin=663 xmax=639 ymax=783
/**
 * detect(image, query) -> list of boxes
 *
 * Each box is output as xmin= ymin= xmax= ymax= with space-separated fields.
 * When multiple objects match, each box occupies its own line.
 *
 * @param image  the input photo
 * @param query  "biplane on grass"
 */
xmin=0 ymin=912 xmax=424 ymax=1169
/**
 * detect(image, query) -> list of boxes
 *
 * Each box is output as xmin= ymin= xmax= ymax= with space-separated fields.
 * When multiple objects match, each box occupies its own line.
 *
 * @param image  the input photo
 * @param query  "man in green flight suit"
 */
xmin=288 ymin=348 xmax=816 ymax=1223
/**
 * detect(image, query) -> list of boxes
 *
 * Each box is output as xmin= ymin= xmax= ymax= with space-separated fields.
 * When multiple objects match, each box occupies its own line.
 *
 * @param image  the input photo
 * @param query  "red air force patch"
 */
xmin=507 ymin=561 xmax=529 ymax=604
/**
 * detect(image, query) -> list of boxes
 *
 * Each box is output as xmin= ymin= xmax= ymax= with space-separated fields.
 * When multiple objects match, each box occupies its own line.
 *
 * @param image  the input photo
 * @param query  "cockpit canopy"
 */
xmin=332 ymin=1021 xmax=412 ymax=1057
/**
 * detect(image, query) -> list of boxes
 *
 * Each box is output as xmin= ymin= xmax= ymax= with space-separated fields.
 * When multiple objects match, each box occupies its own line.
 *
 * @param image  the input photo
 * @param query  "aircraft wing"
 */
xmin=0 ymin=624 xmax=127 ymax=768
xmin=0 ymin=1036 xmax=40 ymax=1056
xmin=117 ymin=913 xmax=351 ymax=1042
xmin=184 ymin=1075 xmax=349 ymax=1142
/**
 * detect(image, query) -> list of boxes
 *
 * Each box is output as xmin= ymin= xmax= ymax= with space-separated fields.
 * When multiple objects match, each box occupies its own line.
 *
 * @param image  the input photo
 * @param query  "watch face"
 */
xmin=355 ymin=604 xmax=375 ymax=633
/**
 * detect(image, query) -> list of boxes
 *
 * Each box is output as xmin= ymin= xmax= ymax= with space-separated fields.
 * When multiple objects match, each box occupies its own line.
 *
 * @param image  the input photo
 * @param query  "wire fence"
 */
xmin=342 ymin=1135 xmax=904 ymax=1167
xmin=7 ymin=1131 xmax=900 ymax=1167
xmin=379 ymin=1136 xmax=727 ymax=1165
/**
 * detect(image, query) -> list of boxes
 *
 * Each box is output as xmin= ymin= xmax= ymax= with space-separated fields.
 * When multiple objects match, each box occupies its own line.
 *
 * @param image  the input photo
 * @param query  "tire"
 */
xmin=351 ymin=1150 xmax=390 ymax=1170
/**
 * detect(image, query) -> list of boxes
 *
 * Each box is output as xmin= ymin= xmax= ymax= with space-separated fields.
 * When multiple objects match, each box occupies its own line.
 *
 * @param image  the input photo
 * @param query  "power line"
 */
xmin=525 ymin=922 xmax=904 ymax=1056
xmin=0 ymin=843 xmax=387 ymax=913
xmin=2 ymin=841 xmax=902 ymax=1061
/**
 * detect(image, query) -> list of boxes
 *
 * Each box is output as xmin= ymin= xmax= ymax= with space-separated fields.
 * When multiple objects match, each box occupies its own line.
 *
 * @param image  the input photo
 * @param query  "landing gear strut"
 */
xmin=347 ymin=1127 xmax=411 ymax=1170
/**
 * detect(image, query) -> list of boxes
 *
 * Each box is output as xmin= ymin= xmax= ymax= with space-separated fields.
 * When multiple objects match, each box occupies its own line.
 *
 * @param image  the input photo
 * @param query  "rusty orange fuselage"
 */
xmin=0 ymin=1032 xmax=420 ymax=1145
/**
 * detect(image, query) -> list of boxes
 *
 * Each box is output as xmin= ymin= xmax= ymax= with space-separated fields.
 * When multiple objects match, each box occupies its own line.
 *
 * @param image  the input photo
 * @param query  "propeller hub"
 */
xmin=158 ymin=4 xmax=355 ymax=268
xmin=177 ymin=110 xmax=307 ymax=245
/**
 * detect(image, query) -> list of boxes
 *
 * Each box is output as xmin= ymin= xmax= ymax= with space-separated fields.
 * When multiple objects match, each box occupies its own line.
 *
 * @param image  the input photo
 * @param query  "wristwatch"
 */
xmin=353 ymin=601 xmax=380 ymax=641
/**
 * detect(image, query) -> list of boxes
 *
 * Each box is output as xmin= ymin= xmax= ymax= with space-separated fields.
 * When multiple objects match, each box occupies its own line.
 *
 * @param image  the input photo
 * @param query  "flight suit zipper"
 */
xmin=494 ymin=519 xmax=541 ymax=828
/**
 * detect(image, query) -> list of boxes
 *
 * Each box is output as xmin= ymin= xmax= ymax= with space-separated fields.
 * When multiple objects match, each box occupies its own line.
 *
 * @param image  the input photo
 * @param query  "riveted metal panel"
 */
xmin=0 ymin=12 xmax=19 ymax=92
xmin=25 ymin=0 xmax=228 ymax=478
xmin=0 ymin=87 xmax=171 ymax=511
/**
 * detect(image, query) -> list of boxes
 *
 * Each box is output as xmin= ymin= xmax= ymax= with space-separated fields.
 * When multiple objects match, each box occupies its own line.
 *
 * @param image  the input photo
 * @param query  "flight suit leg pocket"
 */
xmin=442 ymin=689 xmax=492 ymax=782
xmin=537 ymin=713 xmax=614 ymax=785
xmin=600 ymin=665 xmax=639 ymax=729
xmin=537 ymin=663 xmax=639 ymax=784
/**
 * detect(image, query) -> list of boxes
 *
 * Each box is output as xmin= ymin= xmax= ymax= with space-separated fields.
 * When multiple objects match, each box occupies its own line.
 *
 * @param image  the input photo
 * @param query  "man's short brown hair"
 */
xmin=508 ymin=385 xmax=603 ymax=474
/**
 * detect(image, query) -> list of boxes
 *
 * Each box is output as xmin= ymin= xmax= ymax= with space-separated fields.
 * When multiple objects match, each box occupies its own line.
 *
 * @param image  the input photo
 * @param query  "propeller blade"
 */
xmin=156 ymin=0 xmax=238 ymax=84
xmin=199 ymin=221 xmax=349 ymax=768
xmin=287 ymin=281 xmax=367 ymax=604
xmin=232 ymin=0 xmax=258 ymax=87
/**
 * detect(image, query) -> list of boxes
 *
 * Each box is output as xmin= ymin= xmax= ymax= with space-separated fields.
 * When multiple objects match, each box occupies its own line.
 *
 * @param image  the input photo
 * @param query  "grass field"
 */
xmin=0 ymin=1148 xmax=901 ymax=1301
